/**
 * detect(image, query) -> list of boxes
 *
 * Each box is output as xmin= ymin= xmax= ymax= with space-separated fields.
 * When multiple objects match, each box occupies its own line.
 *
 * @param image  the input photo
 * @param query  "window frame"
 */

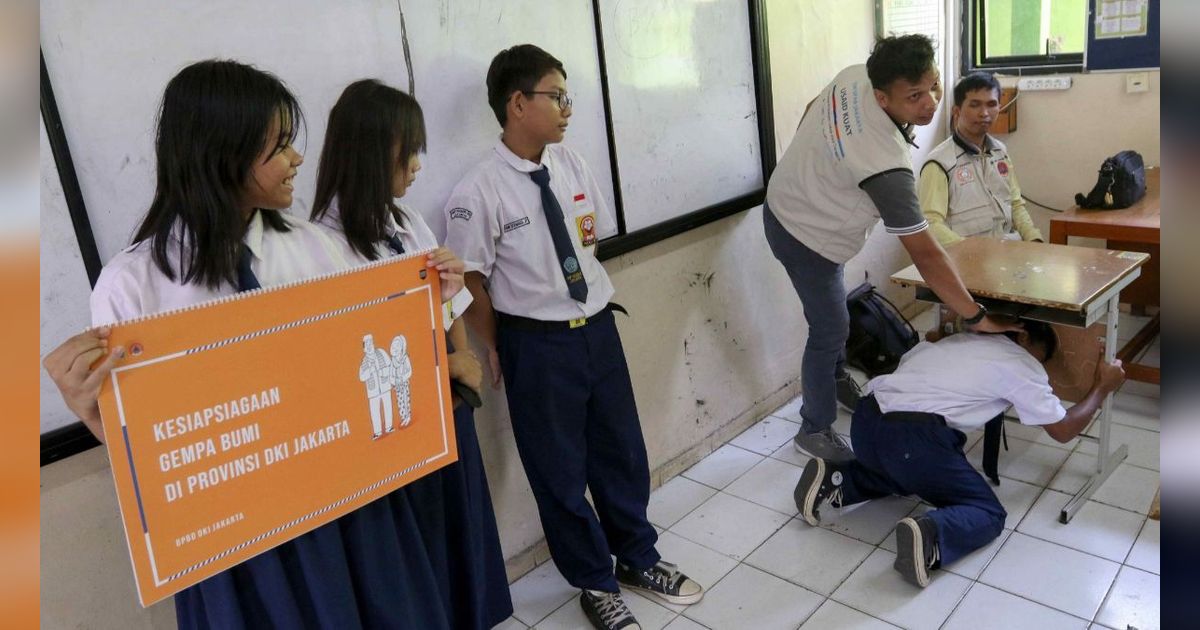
xmin=963 ymin=0 xmax=1085 ymax=75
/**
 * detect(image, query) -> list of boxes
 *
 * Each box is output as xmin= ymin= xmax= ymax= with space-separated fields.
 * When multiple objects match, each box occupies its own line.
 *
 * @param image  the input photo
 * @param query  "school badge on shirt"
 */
xmin=574 ymin=193 xmax=597 ymax=246
xmin=954 ymin=165 xmax=975 ymax=185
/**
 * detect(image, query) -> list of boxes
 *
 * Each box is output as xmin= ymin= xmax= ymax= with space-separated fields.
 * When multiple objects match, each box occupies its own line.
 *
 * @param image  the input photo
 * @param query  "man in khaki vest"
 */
xmin=919 ymin=72 xmax=1043 ymax=245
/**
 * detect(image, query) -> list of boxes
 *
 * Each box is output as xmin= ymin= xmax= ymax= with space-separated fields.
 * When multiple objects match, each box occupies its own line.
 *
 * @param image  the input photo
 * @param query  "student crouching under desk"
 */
xmin=793 ymin=322 xmax=1125 ymax=588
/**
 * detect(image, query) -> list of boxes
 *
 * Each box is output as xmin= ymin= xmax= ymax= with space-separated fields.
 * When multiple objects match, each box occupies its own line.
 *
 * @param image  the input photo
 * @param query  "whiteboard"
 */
xmin=598 ymin=0 xmax=763 ymax=233
xmin=39 ymin=0 xmax=617 ymax=265
xmin=39 ymin=118 xmax=95 ymax=434
xmin=39 ymin=0 xmax=618 ymax=435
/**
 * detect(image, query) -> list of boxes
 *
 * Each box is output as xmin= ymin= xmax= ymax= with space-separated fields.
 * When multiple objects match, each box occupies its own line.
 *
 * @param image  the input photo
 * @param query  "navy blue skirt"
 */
xmin=175 ymin=404 xmax=512 ymax=629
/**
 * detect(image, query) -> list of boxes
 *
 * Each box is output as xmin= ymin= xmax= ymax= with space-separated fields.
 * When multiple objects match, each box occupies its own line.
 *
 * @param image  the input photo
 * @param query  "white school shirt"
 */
xmin=313 ymin=200 xmax=473 ymax=327
xmin=91 ymin=210 xmax=351 ymax=326
xmin=765 ymin=64 xmax=928 ymax=264
xmin=441 ymin=139 xmax=616 ymax=321
xmin=865 ymin=333 xmax=1066 ymax=432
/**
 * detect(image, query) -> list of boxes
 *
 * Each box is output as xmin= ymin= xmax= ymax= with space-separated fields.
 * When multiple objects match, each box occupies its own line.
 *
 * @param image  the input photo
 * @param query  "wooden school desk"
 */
xmin=1050 ymin=167 xmax=1160 ymax=384
xmin=891 ymin=238 xmax=1149 ymax=523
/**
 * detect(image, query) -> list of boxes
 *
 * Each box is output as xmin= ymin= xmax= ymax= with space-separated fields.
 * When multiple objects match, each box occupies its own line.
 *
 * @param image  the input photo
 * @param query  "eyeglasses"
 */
xmin=524 ymin=91 xmax=573 ymax=110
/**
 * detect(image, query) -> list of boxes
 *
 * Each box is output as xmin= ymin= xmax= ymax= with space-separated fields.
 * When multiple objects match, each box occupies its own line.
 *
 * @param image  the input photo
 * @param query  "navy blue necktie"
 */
xmin=236 ymin=246 xmax=261 ymax=291
xmin=386 ymin=233 xmax=405 ymax=256
xmin=529 ymin=166 xmax=587 ymax=303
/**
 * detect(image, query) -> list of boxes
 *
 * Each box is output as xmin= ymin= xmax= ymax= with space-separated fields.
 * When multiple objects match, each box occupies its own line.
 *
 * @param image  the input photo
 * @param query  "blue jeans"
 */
xmin=842 ymin=396 xmax=1007 ymax=566
xmin=762 ymin=203 xmax=848 ymax=432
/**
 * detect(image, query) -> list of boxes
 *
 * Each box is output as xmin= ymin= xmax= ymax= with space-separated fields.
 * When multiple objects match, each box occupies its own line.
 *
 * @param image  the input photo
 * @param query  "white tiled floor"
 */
xmin=500 ymin=318 xmax=1160 ymax=629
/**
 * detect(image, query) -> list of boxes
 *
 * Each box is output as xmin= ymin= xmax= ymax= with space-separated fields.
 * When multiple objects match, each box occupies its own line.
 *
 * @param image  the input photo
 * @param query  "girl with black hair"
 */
xmin=43 ymin=60 xmax=466 ymax=629
xmin=311 ymin=79 xmax=513 ymax=630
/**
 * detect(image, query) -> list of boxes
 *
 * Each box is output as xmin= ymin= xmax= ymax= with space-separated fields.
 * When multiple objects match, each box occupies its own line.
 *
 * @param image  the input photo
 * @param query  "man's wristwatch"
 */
xmin=963 ymin=302 xmax=988 ymax=326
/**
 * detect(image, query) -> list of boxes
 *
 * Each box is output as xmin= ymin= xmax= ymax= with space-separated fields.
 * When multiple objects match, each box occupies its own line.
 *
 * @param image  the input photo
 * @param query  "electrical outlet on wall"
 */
xmin=1016 ymin=76 xmax=1072 ymax=91
xmin=1126 ymin=72 xmax=1149 ymax=93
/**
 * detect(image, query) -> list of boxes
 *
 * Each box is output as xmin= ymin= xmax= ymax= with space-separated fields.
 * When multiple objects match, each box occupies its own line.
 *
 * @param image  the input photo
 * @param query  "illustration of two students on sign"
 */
xmin=359 ymin=333 xmax=414 ymax=440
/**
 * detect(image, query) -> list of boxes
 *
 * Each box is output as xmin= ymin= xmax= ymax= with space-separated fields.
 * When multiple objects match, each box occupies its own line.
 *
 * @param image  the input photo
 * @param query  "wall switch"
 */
xmin=1016 ymin=76 xmax=1072 ymax=91
xmin=1126 ymin=72 xmax=1149 ymax=93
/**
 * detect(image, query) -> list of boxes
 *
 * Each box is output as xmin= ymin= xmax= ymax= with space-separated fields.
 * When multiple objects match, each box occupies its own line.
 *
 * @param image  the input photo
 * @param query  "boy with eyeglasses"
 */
xmin=442 ymin=44 xmax=703 ymax=630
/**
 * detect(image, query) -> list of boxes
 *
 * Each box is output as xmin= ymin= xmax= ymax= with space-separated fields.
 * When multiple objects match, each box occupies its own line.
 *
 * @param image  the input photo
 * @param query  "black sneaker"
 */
xmin=894 ymin=516 xmax=940 ymax=588
xmin=580 ymin=589 xmax=640 ymax=630
xmin=616 ymin=560 xmax=704 ymax=605
xmin=836 ymin=373 xmax=863 ymax=413
xmin=792 ymin=427 xmax=855 ymax=462
xmin=794 ymin=457 xmax=845 ymax=526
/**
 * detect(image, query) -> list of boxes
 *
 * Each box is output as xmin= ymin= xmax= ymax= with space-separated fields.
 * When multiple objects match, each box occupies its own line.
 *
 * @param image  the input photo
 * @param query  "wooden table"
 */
xmin=891 ymin=238 xmax=1149 ymax=523
xmin=1050 ymin=168 xmax=1160 ymax=384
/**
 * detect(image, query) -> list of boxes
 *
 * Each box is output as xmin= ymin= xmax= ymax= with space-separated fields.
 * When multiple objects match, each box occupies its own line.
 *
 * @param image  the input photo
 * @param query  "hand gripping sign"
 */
xmin=96 ymin=250 xmax=455 ymax=606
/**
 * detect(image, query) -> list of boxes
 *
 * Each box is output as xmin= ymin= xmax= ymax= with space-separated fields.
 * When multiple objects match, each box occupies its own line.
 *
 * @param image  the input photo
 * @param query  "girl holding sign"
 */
xmin=310 ymin=79 xmax=512 ymax=630
xmin=43 ymin=60 xmax=472 ymax=629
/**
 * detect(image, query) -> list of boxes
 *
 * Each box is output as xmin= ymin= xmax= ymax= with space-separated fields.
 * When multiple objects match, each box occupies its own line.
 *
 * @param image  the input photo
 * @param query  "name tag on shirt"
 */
xmin=503 ymin=217 xmax=530 ymax=233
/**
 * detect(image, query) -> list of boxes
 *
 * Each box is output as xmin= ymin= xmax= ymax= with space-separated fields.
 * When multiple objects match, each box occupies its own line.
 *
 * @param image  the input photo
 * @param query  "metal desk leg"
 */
xmin=1060 ymin=295 xmax=1129 ymax=523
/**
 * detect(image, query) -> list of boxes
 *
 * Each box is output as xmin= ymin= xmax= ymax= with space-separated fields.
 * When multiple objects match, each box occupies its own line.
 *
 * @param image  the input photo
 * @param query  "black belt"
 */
xmin=868 ymin=395 xmax=947 ymax=427
xmin=881 ymin=410 xmax=947 ymax=427
xmin=496 ymin=303 xmax=628 ymax=333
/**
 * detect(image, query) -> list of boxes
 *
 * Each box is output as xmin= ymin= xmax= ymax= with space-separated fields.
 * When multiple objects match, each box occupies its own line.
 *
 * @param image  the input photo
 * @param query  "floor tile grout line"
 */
xmin=1089 ymin=562 xmax=1130 ymax=627
xmin=990 ymin=519 xmax=1126 ymax=619
xmin=936 ymin=576 xmax=983 ymax=630
xmin=738 ymin=516 xmax=878 ymax=599
xmin=962 ymin=576 xmax=1101 ymax=626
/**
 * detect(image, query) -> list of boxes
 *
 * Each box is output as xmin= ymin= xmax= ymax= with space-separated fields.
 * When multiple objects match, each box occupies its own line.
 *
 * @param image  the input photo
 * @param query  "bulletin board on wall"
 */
xmin=1086 ymin=0 xmax=1159 ymax=70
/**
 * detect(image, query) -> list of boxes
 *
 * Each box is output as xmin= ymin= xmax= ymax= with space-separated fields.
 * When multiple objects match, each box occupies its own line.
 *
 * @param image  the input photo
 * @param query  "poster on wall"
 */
xmin=1096 ymin=0 xmax=1148 ymax=39
xmin=95 ymin=251 xmax=456 ymax=606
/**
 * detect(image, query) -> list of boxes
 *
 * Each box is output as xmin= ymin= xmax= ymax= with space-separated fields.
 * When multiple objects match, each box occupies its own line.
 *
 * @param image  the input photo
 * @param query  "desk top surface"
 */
xmin=890 ymin=238 xmax=1149 ymax=311
xmin=1052 ymin=168 xmax=1160 ymax=230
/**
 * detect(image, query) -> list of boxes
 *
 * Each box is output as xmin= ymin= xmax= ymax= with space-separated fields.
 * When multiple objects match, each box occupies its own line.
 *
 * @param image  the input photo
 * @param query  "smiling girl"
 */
xmin=43 ymin=60 xmax=464 ymax=629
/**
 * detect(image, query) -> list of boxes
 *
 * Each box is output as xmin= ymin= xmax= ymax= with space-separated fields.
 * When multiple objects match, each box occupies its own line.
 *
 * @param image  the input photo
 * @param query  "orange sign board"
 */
xmin=96 ymin=252 xmax=456 ymax=606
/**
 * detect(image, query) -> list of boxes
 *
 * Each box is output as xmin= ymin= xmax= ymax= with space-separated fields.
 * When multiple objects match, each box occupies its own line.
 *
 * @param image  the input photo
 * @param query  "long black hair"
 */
xmin=311 ymin=79 xmax=427 ymax=261
xmin=132 ymin=59 xmax=303 ymax=288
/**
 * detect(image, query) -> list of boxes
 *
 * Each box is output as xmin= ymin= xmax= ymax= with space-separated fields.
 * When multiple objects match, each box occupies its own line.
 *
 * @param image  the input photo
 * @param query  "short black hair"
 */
xmin=1005 ymin=320 xmax=1059 ymax=362
xmin=312 ymin=79 xmax=427 ymax=261
xmin=954 ymin=72 xmax=1001 ymax=107
xmin=486 ymin=44 xmax=566 ymax=127
xmin=866 ymin=34 xmax=937 ymax=91
xmin=133 ymin=59 xmax=302 ymax=289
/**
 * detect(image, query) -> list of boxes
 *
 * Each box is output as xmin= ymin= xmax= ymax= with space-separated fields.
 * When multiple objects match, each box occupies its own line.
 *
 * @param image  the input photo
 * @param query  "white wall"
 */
xmin=994 ymin=71 xmax=1161 ymax=236
xmin=944 ymin=0 xmax=1161 ymax=237
xmin=39 ymin=2 xmax=951 ymax=625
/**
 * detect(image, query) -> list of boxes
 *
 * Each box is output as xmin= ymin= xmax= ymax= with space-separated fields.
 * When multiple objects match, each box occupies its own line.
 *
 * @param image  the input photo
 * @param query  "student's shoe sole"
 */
xmin=618 ymin=582 xmax=704 ymax=606
xmin=794 ymin=458 xmax=826 ymax=527
xmin=894 ymin=517 xmax=931 ymax=588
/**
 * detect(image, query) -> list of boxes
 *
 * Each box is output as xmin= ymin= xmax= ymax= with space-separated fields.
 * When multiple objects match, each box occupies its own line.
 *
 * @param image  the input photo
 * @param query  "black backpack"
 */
xmin=1074 ymin=150 xmax=1147 ymax=210
xmin=844 ymin=283 xmax=919 ymax=378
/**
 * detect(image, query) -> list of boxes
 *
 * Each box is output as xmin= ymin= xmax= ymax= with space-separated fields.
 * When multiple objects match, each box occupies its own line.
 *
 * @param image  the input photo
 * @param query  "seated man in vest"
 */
xmin=793 ymin=322 xmax=1125 ymax=588
xmin=919 ymin=72 xmax=1043 ymax=246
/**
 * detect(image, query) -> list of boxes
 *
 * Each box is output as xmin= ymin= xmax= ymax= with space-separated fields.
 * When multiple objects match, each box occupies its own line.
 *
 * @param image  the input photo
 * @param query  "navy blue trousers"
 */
xmin=498 ymin=309 xmax=660 ymax=592
xmin=841 ymin=396 xmax=1007 ymax=566
xmin=174 ymin=381 xmax=512 ymax=630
